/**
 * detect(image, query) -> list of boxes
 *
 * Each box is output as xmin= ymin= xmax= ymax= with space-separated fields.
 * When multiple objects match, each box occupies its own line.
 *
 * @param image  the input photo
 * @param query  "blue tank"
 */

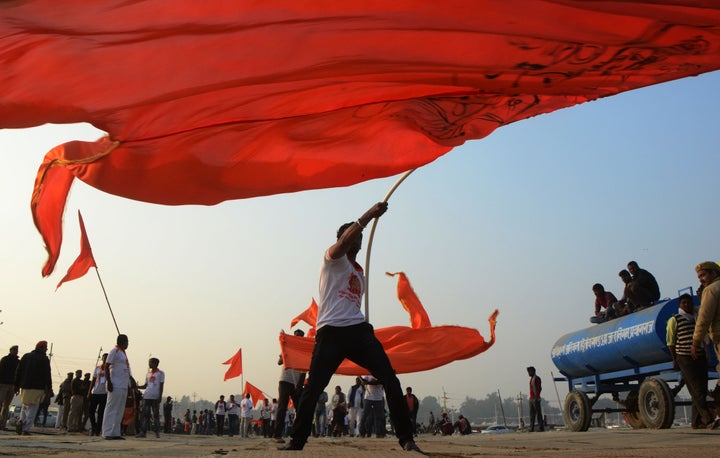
xmin=551 ymin=298 xmax=684 ymax=378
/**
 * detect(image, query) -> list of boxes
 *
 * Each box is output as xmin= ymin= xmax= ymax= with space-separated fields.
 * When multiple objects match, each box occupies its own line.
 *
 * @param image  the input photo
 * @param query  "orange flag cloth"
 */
xmin=222 ymin=348 xmax=242 ymax=381
xmin=289 ymin=299 xmax=318 ymax=338
xmin=280 ymin=272 xmax=498 ymax=374
xmin=55 ymin=211 xmax=97 ymax=289
xmin=242 ymin=381 xmax=267 ymax=405
xmin=2 ymin=2 xmax=718 ymax=276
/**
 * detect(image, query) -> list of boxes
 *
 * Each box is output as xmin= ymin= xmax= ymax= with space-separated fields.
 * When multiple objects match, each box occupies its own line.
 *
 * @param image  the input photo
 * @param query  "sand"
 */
xmin=1 ymin=426 xmax=718 ymax=457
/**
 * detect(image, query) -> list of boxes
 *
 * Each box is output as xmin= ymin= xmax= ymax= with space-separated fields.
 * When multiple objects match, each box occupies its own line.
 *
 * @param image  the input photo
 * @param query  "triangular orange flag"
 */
xmin=222 ymin=348 xmax=242 ymax=381
xmin=56 ymin=211 xmax=97 ymax=290
xmin=243 ymin=381 xmax=266 ymax=405
xmin=290 ymin=298 xmax=318 ymax=337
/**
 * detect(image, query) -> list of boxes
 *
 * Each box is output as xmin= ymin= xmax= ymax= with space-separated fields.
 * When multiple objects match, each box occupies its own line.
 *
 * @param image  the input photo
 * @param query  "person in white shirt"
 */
xmin=88 ymin=353 xmax=108 ymax=437
xmin=279 ymin=202 xmax=420 ymax=453
xmin=136 ymin=358 xmax=165 ymax=438
xmin=102 ymin=334 xmax=132 ymax=440
xmin=347 ymin=377 xmax=365 ymax=437
xmin=240 ymin=393 xmax=254 ymax=437
xmin=214 ymin=395 xmax=227 ymax=436
xmin=226 ymin=394 xmax=240 ymax=436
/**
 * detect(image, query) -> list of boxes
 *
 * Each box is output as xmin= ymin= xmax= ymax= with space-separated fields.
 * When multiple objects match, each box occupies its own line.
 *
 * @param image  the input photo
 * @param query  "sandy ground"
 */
xmin=1 ymin=427 xmax=719 ymax=457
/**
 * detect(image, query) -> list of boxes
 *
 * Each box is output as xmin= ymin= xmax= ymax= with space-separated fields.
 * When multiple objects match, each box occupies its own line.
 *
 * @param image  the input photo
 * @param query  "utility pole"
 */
xmin=441 ymin=387 xmax=449 ymax=414
xmin=497 ymin=389 xmax=508 ymax=427
xmin=516 ymin=392 xmax=524 ymax=427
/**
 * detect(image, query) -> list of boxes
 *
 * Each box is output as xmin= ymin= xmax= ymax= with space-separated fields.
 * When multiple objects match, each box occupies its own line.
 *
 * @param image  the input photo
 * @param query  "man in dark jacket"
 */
xmin=0 ymin=345 xmax=20 ymax=430
xmin=13 ymin=341 xmax=53 ymax=435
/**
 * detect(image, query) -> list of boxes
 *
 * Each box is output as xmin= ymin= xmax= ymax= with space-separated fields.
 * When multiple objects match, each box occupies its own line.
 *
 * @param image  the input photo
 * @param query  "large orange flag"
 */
xmin=1 ymin=2 xmax=719 ymax=275
xmin=243 ymin=381 xmax=267 ymax=406
xmin=55 ymin=211 xmax=97 ymax=290
xmin=222 ymin=349 xmax=242 ymax=381
xmin=280 ymin=272 xmax=498 ymax=374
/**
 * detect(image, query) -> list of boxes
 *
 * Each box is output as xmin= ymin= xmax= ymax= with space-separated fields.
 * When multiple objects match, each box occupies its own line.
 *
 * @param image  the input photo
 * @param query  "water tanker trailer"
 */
xmin=551 ymin=293 xmax=718 ymax=431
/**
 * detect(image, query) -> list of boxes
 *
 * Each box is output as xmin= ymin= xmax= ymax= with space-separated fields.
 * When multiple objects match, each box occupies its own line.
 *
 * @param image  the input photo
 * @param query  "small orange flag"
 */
xmin=243 ymin=381 xmax=266 ymax=405
xmin=56 ymin=211 xmax=97 ymax=290
xmin=290 ymin=298 xmax=318 ymax=337
xmin=222 ymin=348 xmax=242 ymax=381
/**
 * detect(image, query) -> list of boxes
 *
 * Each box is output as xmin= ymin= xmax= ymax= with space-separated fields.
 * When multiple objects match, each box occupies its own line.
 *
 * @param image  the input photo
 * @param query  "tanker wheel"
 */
xmin=564 ymin=390 xmax=591 ymax=432
xmin=623 ymin=391 xmax=646 ymax=429
xmin=639 ymin=378 xmax=674 ymax=429
xmin=657 ymin=378 xmax=676 ymax=429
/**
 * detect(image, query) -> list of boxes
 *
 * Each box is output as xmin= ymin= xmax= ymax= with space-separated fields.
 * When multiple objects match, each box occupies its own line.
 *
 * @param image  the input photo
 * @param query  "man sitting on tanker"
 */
xmin=667 ymin=293 xmax=717 ymax=429
xmin=590 ymin=283 xmax=619 ymax=324
xmin=627 ymin=261 xmax=661 ymax=305
xmin=616 ymin=269 xmax=655 ymax=313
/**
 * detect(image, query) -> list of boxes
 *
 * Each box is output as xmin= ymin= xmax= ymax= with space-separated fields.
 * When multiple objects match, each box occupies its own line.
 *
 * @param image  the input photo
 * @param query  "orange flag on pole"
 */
xmin=290 ymin=298 xmax=318 ymax=337
xmin=243 ymin=381 xmax=266 ymax=405
xmin=222 ymin=348 xmax=242 ymax=381
xmin=56 ymin=211 xmax=97 ymax=290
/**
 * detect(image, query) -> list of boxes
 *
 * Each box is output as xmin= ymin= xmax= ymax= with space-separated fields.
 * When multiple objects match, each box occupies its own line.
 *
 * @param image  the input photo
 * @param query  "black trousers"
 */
xmin=289 ymin=322 xmax=413 ymax=447
xmin=529 ymin=398 xmax=543 ymax=431
xmin=273 ymin=381 xmax=299 ymax=438
xmin=88 ymin=394 xmax=107 ymax=435
xmin=677 ymin=354 xmax=712 ymax=425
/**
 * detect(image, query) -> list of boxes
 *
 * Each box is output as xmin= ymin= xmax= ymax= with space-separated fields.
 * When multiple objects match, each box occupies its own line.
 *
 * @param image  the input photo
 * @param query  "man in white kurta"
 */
xmin=102 ymin=334 xmax=132 ymax=439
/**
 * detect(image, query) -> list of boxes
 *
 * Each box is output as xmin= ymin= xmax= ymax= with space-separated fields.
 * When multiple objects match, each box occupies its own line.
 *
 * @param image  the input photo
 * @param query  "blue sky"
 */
xmin=1 ymin=70 xmax=718 ymax=418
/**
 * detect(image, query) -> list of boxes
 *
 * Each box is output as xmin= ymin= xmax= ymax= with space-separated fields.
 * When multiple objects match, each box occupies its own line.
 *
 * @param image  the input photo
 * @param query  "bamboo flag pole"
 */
xmin=94 ymin=267 xmax=120 ymax=335
xmin=363 ymin=169 xmax=416 ymax=322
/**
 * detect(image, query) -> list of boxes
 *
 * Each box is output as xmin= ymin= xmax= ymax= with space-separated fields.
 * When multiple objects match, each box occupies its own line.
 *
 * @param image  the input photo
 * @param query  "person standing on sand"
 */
xmin=102 ymin=334 xmax=132 ymax=440
xmin=527 ymin=366 xmax=544 ymax=432
xmin=278 ymin=202 xmax=421 ymax=453
xmin=13 ymin=341 xmax=53 ymax=435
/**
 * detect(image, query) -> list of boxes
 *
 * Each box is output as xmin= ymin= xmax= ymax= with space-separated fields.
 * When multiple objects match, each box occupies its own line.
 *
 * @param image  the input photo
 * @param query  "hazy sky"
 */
xmin=1 ymin=70 xmax=718 ymax=414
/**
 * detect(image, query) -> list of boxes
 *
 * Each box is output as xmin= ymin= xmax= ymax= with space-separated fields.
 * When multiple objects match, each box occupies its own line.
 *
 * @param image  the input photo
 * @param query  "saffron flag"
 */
xmin=290 ymin=299 xmax=318 ymax=337
xmin=386 ymin=272 xmax=431 ymax=329
xmin=280 ymin=272 xmax=499 ymax=374
xmin=243 ymin=381 xmax=267 ymax=406
xmin=1 ymin=2 xmax=719 ymax=275
xmin=55 ymin=211 xmax=97 ymax=290
xmin=222 ymin=348 xmax=242 ymax=381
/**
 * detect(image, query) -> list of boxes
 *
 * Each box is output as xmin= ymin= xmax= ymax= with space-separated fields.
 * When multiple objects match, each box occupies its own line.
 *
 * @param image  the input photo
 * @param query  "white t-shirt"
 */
xmin=316 ymin=251 xmax=366 ymax=329
xmin=106 ymin=346 xmax=131 ymax=389
xmin=240 ymin=397 xmax=254 ymax=418
xmin=143 ymin=368 xmax=165 ymax=400
xmin=226 ymin=400 xmax=239 ymax=415
xmin=215 ymin=400 xmax=227 ymax=415
xmin=279 ymin=366 xmax=303 ymax=386
xmin=364 ymin=378 xmax=384 ymax=402
xmin=91 ymin=365 xmax=107 ymax=395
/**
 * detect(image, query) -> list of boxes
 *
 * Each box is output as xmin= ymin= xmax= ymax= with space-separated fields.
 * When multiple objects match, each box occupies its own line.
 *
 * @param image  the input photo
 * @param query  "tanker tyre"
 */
xmin=639 ymin=378 xmax=673 ymax=429
xmin=564 ymin=390 xmax=591 ymax=432
xmin=623 ymin=391 xmax=646 ymax=429
xmin=656 ymin=378 xmax=675 ymax=429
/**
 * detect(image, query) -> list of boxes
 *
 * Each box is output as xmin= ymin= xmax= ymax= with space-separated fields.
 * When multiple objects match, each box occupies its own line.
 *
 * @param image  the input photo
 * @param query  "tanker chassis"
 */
xmin=551 ymin=294 xmax=718 ymax=431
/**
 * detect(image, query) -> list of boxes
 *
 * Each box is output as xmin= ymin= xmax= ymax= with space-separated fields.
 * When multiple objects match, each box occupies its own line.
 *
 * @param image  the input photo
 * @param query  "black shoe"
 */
xmin=278 ymin=441 xmax=304 ymax=451
xmin=402 ymin=440 xmax=424 ymax=453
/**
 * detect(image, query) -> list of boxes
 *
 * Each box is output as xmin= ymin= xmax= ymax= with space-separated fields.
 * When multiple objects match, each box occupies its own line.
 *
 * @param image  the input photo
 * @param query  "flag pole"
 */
xmin=94 ymin=266 xmax=120 ymax=335
xmin=363 ymin=168 xmax=416 ymax=322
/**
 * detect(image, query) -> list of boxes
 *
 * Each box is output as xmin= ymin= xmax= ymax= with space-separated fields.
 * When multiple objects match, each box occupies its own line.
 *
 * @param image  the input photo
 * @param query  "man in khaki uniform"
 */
xmin=692 ymin=261 xmax=720 ymax=390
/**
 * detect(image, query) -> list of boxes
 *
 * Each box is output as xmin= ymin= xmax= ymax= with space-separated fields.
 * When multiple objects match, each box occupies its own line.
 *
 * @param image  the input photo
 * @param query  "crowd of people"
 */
xmin=8 ymin=202 xmax=716 ymax=452
xmin=591 ymin=261 xmax=661 ymax=323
